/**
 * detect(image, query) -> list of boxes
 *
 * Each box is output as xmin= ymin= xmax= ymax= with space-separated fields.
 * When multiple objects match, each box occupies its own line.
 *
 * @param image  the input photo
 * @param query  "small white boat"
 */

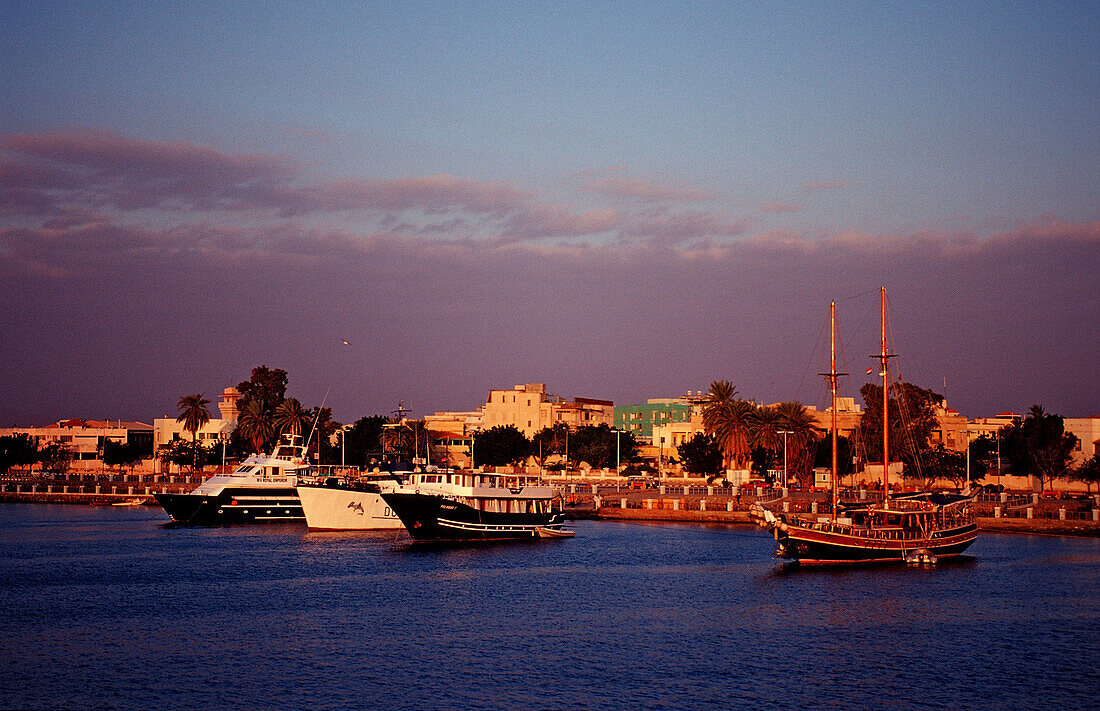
xmin=533 ymin=526 xmax=575 ymax=538
xmin=905 ymin=548 xmax=938 ymax=566
xmin=112 ymin=498 xmax=145 ymax=507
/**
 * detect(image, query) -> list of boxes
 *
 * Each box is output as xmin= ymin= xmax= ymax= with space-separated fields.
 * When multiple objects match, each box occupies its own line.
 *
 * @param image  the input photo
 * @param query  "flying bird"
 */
xmin=341 ymin=339 xmax=351 ymax=346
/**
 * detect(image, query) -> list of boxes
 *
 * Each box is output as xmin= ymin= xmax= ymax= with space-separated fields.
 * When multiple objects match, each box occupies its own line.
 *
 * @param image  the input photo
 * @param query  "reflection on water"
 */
xmin=1 ymin=504 xmax=1097 ymax=710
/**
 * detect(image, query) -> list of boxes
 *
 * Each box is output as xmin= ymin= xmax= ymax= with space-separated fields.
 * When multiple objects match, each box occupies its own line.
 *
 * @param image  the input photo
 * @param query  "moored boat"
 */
xmin=295 ymin=466 xmax=409 ymax=531
xmin=381 ymin=470 xmax=568 ymax=541
xmin=751 ymin=288 xmax=978 ymax=565
xmin=154 ymin=437 xmax=309 ymax=525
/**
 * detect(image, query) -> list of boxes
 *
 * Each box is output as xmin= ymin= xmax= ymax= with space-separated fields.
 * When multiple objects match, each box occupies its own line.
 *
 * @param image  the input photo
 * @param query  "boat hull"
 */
xmin=154 ymin=487 xmax=303 ymax=525
xmin=775 ymin=521 xmax=978 ymax=565
xmin=295 ymin=484 xmax=404 ymax=530
xmin=381 ymin=492 xmax=566 ymax=541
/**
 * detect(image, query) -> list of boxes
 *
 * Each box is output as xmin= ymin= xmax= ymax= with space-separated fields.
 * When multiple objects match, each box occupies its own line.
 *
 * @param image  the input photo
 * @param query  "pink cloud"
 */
xmin=761 ymin=201 xmax=801 ymax=214
xmin=579 ymin=176 xmax=715 ymax=203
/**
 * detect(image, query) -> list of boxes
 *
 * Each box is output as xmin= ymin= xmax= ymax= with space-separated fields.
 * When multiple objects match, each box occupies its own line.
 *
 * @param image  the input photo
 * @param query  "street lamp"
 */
xmin=778 ymin=429 xmax=793 ymax=489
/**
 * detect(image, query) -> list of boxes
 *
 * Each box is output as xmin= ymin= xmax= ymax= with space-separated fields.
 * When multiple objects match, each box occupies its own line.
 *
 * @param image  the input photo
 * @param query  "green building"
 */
xmin=614 ymin=401 xmax=695 ymax=442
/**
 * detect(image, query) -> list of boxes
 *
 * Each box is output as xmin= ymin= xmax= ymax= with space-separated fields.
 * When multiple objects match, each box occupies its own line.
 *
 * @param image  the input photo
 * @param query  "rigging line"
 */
xmin=836 ymin=287 xmax=882 ymax=303
xmin=793 ymin=309 xmax=830 ymax=405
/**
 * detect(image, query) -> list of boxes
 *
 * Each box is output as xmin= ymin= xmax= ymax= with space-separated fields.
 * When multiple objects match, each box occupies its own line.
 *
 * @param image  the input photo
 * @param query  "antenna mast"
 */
xmin=878 ymin=287 xmax=894 ymax=506
xmin=820 ymin=301 xmax=846 ymax=521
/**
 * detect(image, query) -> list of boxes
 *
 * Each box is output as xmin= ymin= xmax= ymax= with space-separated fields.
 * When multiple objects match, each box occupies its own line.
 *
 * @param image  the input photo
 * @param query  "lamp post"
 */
xmin=778 ymin=429 xmax=792 ymax=489
xmin=615 ymin=429 xmax=622 ymax=492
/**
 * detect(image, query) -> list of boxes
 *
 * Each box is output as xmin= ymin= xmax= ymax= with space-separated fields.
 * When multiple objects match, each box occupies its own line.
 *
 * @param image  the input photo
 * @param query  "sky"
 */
xmin=1 ymin=1 xmax=1098 ymax=426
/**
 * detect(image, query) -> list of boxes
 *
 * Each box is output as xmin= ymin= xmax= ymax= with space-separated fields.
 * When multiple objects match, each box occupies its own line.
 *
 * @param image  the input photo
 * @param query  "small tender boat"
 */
xmin=111 ymin=498 xmax=145 ymax=507
xmin=154 ymin=436 xmax=309 ymax=525
xmin=382 ymin=470 xmax=567 ymax=542
xmin=905 ymin=548 xmax=938 ymax=566
xmin=533 ymin=526 xmax=575 ymax=538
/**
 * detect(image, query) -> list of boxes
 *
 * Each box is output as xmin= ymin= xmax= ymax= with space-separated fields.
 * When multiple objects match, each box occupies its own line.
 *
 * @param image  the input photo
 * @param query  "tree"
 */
xmin=0 ymin=434 xmax=38 ymax=474
xmin=677 ymin=432 xmax=723 ymax=478
xmin=381 ymin=421 xmax=414 ymax=460
xmin=1073 ymin=454 xmax=1100 ymax=494
xmin=921 ymin=444 xmax=975 ymax=491
xmin=568 ymin=424 xmax=637 ymax=469
xmin=855 ymin=381 xmax=941 ymax=471
xmin=702 ymin=380 xmax=753 ymax=470
xmin=160 ymin=440 xmax=217 ymax=472
xmin=306 ymin=406 xmax=339 ymax=464
xmin=968 ymin=434 xmax=1001 ymax=479
xmin=236 ymin=398 xmax=277 ymax=454
xmin=1002 ymin=405 xmax=1079 ymax=492
xmin=37 ymin=442 xmax=72 ymax=475
xmin=343 ymin=415 xmax=388 ymax=466
xmin=775 ymin=401 xmax=822 ymax=484
xmin=814 ymin=434 xmax=854 ymax=483
xmin=747 ymin=405 xmax=783 ymax=472
xmin=472 ymin=425 xmax=531 ymax=467
xmin=531 ymin=424 xmax=569 ymax=465
xmin=176 ymin=393 xmax=212 ymax=447
xmin=274 ymin=398 xmax=310 ymax=439
xmin=236 ymin=365 xmax=288 ymax=416
xmin=101 ymin=439 xmax=145 ymax=473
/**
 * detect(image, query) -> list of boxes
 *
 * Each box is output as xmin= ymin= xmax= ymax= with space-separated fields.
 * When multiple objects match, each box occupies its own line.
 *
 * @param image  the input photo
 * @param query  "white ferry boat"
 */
xmin=154 ymin=437 xmax=309 ymax=525
xmin=295 ymin=466 xmax=409 ymax=531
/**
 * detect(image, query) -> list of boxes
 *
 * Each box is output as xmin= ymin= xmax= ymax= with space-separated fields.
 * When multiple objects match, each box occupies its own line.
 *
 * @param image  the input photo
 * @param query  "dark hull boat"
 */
xmin=751 ymin=288 xmax=978 ymax=566
xmin=382 ymin=491 xmax=566 ymax=541
xmin=381 ymin=469 xmax=568 ymax=542
xmin=753 ymin=494 xmax=977 ymax=565
xmin=155 ymin=487 xmax=303 ymax=525
xmin=155 ymin=437 xmax=309 ymax=526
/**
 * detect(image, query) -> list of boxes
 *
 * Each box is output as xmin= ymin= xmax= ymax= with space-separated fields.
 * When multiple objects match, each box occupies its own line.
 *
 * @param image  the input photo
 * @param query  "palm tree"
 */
xmin=748 ymin=405 xmax=783 ymax=454
xmin=775 ymin=401 xmax=822 ymax=484
xmin=176 ymin=393 xmax=212 ymax=473
xmin=702 ymin=381 xmax=753 ymax=470
xmin=274 ymin=398 xmax=310 ymax=440
xmin=381 ymin=421 xmax=414 ymax=459
xmin=176 ymin=393 xmax=212 ymax=444
xmin=237 ymin=398 xmax=276 ymax=454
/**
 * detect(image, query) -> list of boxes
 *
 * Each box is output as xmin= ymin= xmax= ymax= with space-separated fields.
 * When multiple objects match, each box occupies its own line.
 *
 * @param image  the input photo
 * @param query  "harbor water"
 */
xmin=1 ymin=503 xmax=1097 ymax=710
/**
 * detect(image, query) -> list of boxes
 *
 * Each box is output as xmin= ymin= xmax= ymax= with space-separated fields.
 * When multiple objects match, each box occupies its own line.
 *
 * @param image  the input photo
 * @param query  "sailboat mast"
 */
xmin=880 ymin=286 xmax=889 ymax=505
xmin=830 ymin=301 xmax=839 ymax=521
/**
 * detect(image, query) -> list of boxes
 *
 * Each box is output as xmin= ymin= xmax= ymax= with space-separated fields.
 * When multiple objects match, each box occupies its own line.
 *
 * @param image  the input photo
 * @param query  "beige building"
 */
xmin=930 ymin=403 xmax=969 ymax=452
xmin=806 ymin=396 xmax=863 ymax=439
xmin=153 ymin=387 xmax=240 ymax=452
xmin=480 ymin=383 xmax=613 ymax=437
xmin=0 ymin=419 xmax=153 ymax=462
xmin=1065 ymin=415 xmax=1100 ymax=466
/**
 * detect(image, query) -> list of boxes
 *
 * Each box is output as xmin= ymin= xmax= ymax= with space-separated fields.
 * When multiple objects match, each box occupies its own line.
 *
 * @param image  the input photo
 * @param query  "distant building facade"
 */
xmin=480 ymin=383 xmax=613 ymax=437
xmin=615 ymin=391 xmax=707 ymax=443
xmin=1064 ymin=415 xmax=1100 ymax=466
xmin=153 ymin=387 xmax=240 ymax=452
xmin=0 ymin=419 xmax=153 ymax=462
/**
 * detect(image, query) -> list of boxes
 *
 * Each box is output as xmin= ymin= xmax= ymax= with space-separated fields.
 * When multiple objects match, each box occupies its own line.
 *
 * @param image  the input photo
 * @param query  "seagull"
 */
xmin=341 ymin=339 xmax=351 ymax=346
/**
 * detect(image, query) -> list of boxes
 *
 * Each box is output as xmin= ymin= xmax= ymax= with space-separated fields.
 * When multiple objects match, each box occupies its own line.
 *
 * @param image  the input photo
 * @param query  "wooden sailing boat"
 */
xmin=750 ymin=288 xmax=978 ymax=565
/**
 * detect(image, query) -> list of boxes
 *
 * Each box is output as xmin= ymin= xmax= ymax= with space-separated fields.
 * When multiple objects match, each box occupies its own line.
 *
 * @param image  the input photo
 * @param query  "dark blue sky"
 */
xmin=1 ymin=2 xmax=1097 ymax=424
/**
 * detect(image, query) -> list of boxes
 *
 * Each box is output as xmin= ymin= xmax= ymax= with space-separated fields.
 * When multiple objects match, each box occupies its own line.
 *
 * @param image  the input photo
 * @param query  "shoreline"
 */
xmin=581 ymin=506 xmax=1100 ymax=537
xmin=3 ymin=493 xmax=1098 ymax=537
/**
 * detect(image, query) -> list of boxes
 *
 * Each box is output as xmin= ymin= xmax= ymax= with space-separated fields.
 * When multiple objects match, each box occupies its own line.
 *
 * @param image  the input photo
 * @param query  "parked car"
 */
xmin=627 ymin=476 xmax=653 ymax=490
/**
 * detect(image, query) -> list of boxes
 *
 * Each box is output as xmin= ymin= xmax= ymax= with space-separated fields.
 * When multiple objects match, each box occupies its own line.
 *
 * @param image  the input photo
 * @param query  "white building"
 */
xmin=153 ymin=387 xmax=240 ymax=451
xmin=1065 ymin=415 xmax=1100 ymax=466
